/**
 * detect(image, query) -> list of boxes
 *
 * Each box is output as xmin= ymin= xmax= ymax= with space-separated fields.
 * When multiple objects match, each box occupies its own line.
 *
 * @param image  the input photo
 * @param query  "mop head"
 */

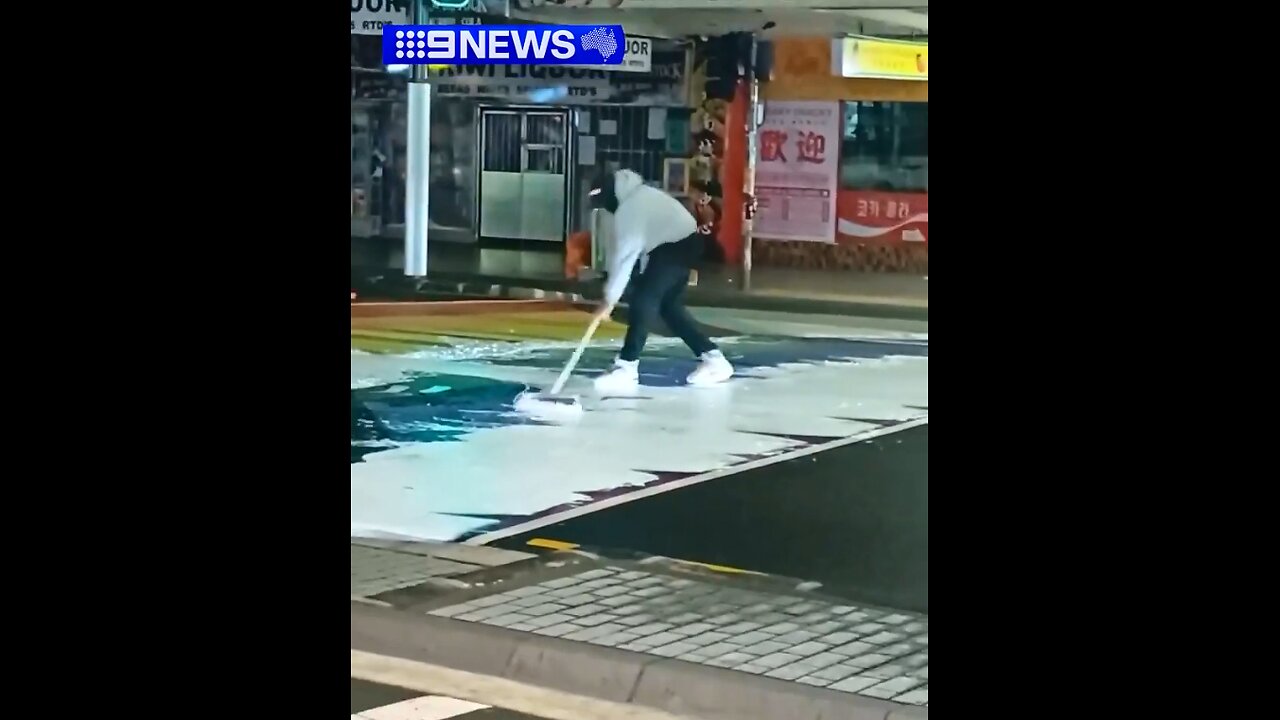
xmin=513 ymin=390 xmax=584 ymax=423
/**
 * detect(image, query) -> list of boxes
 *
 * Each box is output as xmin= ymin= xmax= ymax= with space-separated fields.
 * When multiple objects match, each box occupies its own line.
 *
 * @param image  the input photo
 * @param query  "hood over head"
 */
xmin=588 ymin=168 xmax=646 ymax=214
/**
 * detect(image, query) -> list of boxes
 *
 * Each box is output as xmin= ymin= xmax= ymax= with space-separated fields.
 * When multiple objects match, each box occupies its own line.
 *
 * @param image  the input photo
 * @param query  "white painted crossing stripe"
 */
xmin=353 ymin=695 xmax=489 ymax=719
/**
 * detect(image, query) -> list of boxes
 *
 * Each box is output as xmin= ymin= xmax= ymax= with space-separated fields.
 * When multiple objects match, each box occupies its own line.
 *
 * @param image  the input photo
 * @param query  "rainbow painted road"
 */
xmin=350 ymin=303 xmax=928 ymax=543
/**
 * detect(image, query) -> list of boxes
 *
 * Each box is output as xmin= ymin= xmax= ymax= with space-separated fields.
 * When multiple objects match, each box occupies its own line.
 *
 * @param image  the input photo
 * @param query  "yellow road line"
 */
xmin=674 ymin=560 xmax=763 ymax=576
xmin=526 ymin=538 xmax=580 ymax=551
xmin=524 ymin=539 xmax=764 ymax=576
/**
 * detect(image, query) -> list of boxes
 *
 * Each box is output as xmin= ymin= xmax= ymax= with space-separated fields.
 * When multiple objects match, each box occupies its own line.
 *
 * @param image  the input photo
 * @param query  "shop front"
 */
xmin=751 ymin=36 xmax=928 ymax=275
xmin=351 ymin=3 xmax=695 ymax=277
xmin=432 ymin=55 xmax=691 ymax=245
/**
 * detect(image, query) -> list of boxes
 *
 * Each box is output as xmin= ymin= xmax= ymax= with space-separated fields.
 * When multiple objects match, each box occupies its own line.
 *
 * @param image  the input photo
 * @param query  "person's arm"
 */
xmin=603 ymin=230 xmax=644 ymax=307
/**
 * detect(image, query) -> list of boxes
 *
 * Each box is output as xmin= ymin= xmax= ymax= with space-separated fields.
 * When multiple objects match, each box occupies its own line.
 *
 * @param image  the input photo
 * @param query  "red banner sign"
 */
xmin=836 ymin=190 xmax=928 ymax=245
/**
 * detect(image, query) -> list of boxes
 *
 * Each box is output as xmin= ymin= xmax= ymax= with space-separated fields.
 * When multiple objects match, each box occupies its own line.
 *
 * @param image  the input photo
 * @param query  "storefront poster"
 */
xmin=836 ymin=190 xmax=928 ymax=244
xmin=753 ymin=101 xmax=841 ymax=243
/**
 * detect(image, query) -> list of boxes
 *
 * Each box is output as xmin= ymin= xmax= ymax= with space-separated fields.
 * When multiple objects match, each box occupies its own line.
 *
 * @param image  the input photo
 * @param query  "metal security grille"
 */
xmin=482 ymin=112 xmax=522 ymax=173
xmin=524 ymin=113 xmax=567 ymax=175
xmin=572 ymin=105 xmax=692 ymax=235
xmin=591 ymin=107 xmax=667 ymax=185
xmin=478 ymin=107 xmax=571 ymax=243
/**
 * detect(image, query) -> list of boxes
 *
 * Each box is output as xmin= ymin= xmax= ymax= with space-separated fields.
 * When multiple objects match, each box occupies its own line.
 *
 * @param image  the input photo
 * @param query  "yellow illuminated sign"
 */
xmin=837 ymin=37 xmax=928 ymax=81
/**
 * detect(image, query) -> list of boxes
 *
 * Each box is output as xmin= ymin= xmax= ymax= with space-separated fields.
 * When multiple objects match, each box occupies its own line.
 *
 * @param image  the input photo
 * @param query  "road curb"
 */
xmin=351 ymin=538 xmax=537 ymax=568
xmin=351 ymin=601 xmax=924 ymax=720
xmin=514 ymin=545 xmax=832 ymax=598
xmin=353 ymin=272 xmax=928 ymax=322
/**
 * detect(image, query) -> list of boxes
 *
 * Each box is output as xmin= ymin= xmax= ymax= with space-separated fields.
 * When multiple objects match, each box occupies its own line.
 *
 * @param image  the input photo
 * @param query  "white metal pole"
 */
xmin=742 ymin=36 xmax=760 ymax=292
xmin=404 ymin=0 xmax=431 ymax=277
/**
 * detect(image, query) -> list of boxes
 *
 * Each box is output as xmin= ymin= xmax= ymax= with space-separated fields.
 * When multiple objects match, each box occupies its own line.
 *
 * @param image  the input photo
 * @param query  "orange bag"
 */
xmin=565 ymin=230 xmax=591 ymax=279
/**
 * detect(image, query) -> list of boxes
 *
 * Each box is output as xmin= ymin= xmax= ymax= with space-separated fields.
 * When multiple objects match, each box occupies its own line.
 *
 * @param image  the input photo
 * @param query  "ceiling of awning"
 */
xmin=508 ymin=0 xmax=928 ymax=39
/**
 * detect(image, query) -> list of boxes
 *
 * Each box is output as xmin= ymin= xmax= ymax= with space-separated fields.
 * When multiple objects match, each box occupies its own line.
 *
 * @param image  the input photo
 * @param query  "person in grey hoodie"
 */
xmin=588 ymin=168 xmax=734 ymax=391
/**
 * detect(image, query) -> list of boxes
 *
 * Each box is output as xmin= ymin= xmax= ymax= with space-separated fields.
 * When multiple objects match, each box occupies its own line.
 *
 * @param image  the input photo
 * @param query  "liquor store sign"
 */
xmin=352 ymin=0 xmax=408 ymax=34
xmin=352 ymin=0 xmax=510 ymax=35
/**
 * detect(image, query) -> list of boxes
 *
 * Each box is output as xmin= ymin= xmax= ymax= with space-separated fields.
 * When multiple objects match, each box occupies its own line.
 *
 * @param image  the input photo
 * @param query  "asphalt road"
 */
xmin=493 ymin=423 xmax=929 ymax=613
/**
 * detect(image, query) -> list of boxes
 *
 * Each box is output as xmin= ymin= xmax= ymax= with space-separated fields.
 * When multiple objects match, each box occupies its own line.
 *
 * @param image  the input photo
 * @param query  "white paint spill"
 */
xmin=512 ymin=391 xmax=585 ymax=424
xmin=353 ymin=695 xmax=488 ymax=720
xmin=352 ymin=321 xmax=928 ymax=541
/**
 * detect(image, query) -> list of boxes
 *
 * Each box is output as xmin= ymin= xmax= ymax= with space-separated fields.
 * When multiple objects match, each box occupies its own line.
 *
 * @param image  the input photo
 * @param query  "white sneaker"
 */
xmin=687 ymin=350 xmax=733 ymax=386
xmin=594 ymin=358 xmax=640 ymax=392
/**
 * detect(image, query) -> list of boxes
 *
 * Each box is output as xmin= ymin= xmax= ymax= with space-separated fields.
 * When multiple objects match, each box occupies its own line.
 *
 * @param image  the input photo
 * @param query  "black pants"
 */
xmin=620 ymin=233 xmax=717 ymax=362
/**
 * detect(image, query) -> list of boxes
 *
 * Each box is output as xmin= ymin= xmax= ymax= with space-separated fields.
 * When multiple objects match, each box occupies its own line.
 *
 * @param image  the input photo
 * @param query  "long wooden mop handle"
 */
xmin=549 ymin=314 xmax=604 ymax=396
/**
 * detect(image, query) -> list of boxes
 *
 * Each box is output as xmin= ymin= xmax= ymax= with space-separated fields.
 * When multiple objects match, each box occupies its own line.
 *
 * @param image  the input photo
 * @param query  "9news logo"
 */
xmin=383 ymin=24 xmax=625 ymax=65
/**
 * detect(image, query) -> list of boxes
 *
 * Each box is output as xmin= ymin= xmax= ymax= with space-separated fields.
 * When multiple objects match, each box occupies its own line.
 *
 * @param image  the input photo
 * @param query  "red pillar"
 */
xmin=717 ymin=80 xmax=748 ymax=266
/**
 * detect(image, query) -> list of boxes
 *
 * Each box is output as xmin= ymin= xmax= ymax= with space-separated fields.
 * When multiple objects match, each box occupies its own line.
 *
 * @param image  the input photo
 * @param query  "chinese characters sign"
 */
xmin=754 ymin=101 xmax=841 ymax=243
xmin=836 ymin=190 xmax=929 ymax=245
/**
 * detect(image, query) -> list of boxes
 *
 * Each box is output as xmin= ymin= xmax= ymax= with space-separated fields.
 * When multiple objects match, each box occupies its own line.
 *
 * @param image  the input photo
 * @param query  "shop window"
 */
xmin=350 ymin=28 xmax=480 ymax=238
xmin=352 ymin=104 xmax=390 ymax=237
xmin=839 ymin=101 xmax=928 ymax=193
xmin=427 ymin=98 xmax=479 ymax=232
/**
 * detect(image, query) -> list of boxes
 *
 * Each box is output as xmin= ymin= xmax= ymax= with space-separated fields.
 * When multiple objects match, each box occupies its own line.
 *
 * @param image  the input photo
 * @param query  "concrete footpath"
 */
xmin=352 ymin=231 xmax=927 ymax=321
xmin=351 ymin=540 xmax=928 ymax=720
xmin=351 ymin=538 xmax=538 ymax=598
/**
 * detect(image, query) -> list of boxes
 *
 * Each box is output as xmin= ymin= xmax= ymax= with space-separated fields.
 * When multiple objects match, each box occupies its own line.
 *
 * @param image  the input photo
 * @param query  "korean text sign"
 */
xmin=383 ymin=25 xmax=626 ymax=65
xmin=753 ymin=101 xmax=841 ymax=243
xmin=836 ymin=190 xmax=928 ymax=244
